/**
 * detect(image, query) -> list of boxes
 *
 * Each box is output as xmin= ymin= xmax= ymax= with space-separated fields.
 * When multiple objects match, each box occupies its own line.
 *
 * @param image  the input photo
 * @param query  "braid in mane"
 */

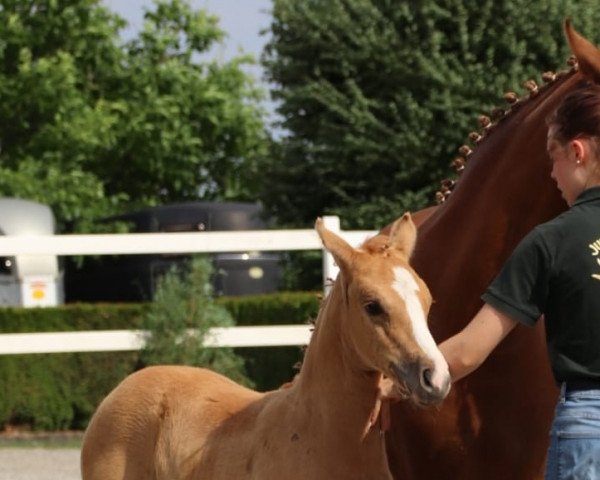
xmin=434 ymin=56 xmax=580 ymax=204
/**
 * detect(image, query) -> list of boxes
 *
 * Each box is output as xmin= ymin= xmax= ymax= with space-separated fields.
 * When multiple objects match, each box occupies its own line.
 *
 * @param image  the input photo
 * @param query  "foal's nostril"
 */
xmin=421 ymin=368 xmax=434 ymax=391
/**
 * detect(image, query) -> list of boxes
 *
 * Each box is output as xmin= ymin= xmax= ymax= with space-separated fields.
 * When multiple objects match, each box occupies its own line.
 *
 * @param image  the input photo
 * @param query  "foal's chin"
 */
xmin=410 ymin=389 xmax=448 ymax=408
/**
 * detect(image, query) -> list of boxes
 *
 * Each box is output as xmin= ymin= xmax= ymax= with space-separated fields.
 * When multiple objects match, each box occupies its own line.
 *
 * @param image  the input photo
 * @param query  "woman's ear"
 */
xmin=570 ymin=138 xmax=585 ymax=164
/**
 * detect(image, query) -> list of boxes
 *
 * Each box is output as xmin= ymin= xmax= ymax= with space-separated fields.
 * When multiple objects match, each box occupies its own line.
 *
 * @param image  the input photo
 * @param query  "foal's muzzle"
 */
xmin=390 ymin=359 xmax=451 ymax=406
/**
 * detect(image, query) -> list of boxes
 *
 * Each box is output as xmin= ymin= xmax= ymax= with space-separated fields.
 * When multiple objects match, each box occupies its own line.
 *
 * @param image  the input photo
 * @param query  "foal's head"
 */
xmin=316 ymin=213 xmax=450 ymax=406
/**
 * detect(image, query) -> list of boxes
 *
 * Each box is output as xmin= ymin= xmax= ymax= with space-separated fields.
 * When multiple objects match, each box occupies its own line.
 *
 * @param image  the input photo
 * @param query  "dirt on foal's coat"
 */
xmin=80 ymin=214 xmax=450 ymax=480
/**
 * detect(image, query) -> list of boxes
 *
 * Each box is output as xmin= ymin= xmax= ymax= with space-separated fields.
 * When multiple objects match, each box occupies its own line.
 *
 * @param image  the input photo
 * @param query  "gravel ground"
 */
xmin=0 ymin=448 xmax=81 ymax=480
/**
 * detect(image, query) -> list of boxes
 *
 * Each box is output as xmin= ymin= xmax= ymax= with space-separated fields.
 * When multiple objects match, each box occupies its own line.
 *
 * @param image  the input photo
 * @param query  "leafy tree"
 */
xmin=260 ymin=0 xmax=600 ymax=229
xmin=140 ymin=256 xmax=253 ymax=387
xmin=0 ymin=0 xmax=125 ymax=230
xmin=0 ymin=0 xmax=268 ymax=232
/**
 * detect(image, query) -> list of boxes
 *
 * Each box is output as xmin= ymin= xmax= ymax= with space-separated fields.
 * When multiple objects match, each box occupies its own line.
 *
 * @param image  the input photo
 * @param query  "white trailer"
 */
xmin=0 ymin=198 xmax=63 ymax=307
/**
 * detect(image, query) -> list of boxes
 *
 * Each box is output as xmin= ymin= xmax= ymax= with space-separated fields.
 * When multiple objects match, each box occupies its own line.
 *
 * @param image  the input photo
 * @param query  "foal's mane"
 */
xmin=434 ymin=58 xmax=579 ymax=204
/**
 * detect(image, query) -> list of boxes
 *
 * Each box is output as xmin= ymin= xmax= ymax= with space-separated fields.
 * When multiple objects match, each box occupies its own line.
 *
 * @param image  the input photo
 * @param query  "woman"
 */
xmin=439 ymin=84 xmax=600 ymax=479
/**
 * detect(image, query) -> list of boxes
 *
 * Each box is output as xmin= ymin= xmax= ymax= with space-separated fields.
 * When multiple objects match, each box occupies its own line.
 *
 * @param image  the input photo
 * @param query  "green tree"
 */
xmin=0 ymin=0 xmax=268 ymax=232
xmin=260 ymin=0 xmax=600 ymax=229
xmin=140 ymin=256 xmax=253 ymax=387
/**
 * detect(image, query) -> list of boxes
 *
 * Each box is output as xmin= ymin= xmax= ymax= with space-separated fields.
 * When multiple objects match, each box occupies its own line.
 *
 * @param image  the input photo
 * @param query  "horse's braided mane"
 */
xmin=434 ymin=56 xmax=580 ymax=204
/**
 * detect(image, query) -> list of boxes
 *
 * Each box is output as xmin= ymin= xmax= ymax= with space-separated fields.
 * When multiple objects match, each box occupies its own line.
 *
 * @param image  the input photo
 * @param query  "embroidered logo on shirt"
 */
xmin=589 ymin=239 xmax=600 ymax=281
xmin=593 ymin=259 xmax=600 ymax=281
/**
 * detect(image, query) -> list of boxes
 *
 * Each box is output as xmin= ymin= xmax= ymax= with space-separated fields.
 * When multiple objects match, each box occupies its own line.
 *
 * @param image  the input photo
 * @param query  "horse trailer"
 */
xmin=65 ymin=202 xmax=283 ymax=302
xmin=0 ymin=198 xmax=63 ymax=307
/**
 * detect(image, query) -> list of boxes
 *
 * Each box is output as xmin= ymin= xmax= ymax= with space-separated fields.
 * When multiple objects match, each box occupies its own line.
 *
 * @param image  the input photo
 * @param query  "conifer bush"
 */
xmin=140 ymin=256 xmax=253 ymax=387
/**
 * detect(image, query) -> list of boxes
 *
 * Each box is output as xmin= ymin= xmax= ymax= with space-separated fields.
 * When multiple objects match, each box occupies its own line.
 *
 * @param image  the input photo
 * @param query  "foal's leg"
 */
xmin=81 ymin=370 xmax=167 ymax=480
xmin=81 ymin=410 xmax=161 ymax=479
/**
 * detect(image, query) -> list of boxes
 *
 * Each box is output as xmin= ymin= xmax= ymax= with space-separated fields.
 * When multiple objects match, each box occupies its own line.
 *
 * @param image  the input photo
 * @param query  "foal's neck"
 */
xmin=293 ymin=277 xmax=382 ymax=437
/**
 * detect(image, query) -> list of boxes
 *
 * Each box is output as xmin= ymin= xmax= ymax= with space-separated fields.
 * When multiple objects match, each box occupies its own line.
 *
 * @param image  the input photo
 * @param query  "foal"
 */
xmin=81 ymin=213 xmax=450 ymax=480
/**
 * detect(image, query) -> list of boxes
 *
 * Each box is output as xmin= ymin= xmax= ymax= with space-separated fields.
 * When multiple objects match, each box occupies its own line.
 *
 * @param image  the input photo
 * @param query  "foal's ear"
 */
xmin=389 ymin=212 xmax=417 ymax=259
xmin=315 ymin=217 xmax=354 ymax=272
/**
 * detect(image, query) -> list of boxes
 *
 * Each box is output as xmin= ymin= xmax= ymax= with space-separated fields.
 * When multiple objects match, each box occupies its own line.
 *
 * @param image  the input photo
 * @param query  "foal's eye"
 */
xmin=364 ymin=300 xmax=384 ymax=317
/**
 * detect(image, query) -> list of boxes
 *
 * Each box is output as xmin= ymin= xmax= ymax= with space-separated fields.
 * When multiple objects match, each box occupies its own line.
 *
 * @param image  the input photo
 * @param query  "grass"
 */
xmin=0 ymin=431 xmax=83 ymax=449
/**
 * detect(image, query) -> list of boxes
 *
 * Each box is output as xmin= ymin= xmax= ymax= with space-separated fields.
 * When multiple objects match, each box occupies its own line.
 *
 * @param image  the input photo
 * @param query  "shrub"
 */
xmin=140 ymin=256 xmax=253 ymax=387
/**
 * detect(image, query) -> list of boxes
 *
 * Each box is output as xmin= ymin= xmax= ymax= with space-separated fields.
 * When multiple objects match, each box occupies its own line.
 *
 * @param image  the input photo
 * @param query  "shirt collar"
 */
xmin=573 ymin=186 xmax=600 ymax=206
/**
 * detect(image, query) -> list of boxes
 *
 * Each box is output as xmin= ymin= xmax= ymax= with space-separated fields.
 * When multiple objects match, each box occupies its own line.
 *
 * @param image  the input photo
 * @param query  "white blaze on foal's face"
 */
xmin=392 ymin=266 xmax=449 ymax=391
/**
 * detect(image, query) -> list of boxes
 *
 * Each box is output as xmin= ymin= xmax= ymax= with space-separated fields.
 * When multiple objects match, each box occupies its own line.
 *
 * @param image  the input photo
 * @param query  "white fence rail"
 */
xmin=0 ymin=326 xmax=315 ymax=354
xmin=0 ymin=216 xmax=378 ymax=355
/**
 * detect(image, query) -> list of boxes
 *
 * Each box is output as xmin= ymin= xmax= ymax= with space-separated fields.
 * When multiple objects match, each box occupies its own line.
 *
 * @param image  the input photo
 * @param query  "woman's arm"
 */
xmin=438 ymin=304 xmax=519 ymax=382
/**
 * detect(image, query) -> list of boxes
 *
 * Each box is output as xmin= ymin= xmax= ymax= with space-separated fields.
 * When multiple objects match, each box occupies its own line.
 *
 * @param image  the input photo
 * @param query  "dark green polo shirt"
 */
xmin=482 ymin=186 xmax=600 ymax=383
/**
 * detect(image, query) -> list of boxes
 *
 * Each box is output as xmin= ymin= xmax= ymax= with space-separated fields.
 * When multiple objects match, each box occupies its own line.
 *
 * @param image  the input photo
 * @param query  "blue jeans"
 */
xmin=545 ymin=384 xmax=600 ymax=480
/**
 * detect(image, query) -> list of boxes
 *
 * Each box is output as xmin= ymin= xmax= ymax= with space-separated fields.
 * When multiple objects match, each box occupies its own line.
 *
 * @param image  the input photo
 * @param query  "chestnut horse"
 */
xmin=81 ymin=214 xmax=450 ymax=480
xmin=386 ymin=20 xmax=600 ymax=480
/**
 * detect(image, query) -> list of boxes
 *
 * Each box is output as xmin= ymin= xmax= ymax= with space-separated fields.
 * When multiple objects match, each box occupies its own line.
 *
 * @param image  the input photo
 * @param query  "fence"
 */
xmin=0 ymin=216 xmax=378 ymax=355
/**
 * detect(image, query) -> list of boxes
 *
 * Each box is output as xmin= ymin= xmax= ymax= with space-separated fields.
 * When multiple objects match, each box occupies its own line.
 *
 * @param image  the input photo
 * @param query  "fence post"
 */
xmin=321 ymin=216 xmax=340 ymax=295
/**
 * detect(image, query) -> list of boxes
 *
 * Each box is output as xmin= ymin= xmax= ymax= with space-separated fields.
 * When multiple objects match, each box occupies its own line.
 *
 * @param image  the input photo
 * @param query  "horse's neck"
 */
xmin=415 ymin=73 xmax=580 ymax=338
xmin=436 ymin=73 xmax=578 ymax=232
xmin=292 ymin=277 xmax=381 ymax=436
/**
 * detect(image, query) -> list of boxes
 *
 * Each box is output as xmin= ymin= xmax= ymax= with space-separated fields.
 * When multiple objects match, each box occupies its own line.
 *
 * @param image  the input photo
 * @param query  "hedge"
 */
xmin=0 ymin=292 xmax=319 ymax=431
